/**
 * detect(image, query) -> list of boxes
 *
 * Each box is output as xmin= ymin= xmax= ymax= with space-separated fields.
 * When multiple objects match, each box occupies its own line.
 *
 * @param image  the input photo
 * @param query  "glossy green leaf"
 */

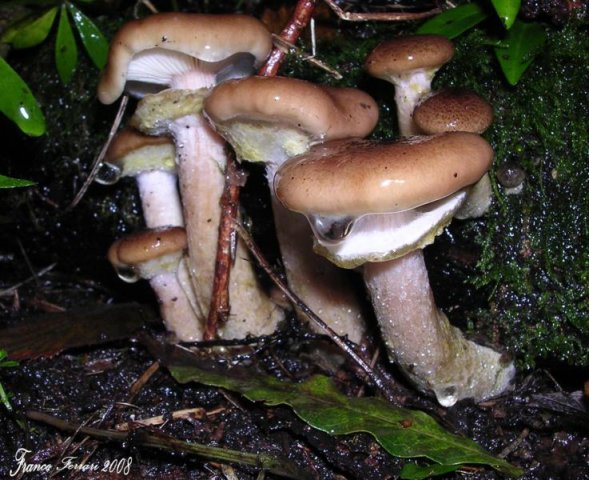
xmin=67 ymin=3 xmax=108 ymax=69
xmin=491 ymin=0 xmax=521 ymax=29
xmin=55 ymin=5 xmax=78 ymax=83
xmin=494 ymin=20 xmax=546 ymax=85
xmin=0 ymin=57 xmax=46 ymax=136
xmin=0 ymin=175 xmax=35 ymax=189
xmin=416 ymin=3 xmax=488 ymax=39
xmin=7 ymin=7 xmax=58 ymax=49
xmin=170 ymin=364 xmax=523 ymax=477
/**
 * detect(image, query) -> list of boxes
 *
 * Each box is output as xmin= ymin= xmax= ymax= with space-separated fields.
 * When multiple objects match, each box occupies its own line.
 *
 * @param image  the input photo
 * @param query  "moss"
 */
xmin=437 ymin=23 xmax=589 ymax=369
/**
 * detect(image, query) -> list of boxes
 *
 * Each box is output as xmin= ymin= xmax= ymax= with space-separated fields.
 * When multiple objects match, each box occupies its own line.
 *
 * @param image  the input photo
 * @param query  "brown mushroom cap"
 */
xmin=414 ymin=88 xmax=494 ymax=134
xmin=275 ymin=132 xmax=493 ymax=217
xmin=108 ymin=227 xmax=187 ymax=269
xmin=364 ymin=35 xmax=454 ymax=80
xmin=204 ymin=76 xmax=379 ymax=143
xmin=106 ymin=128 xmax=171 ymax=162
xmin=105 ymin=128 xmax=175 ymax=175
xmin=98 ymin=13 xmax=272 ymax=105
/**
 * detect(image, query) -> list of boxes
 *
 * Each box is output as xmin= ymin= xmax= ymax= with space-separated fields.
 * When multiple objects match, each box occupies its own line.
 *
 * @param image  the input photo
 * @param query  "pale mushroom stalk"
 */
xmin=108 ymin=227 xmax=204 ymax=341
xmin=364 ymin=35 xmax=454 ymax=136
xmin=270 ymin=175 xmax=366 ymax=343
xmin=98 ymin=128 xmax=184 ymax=229
xmin=390 ymin=71 xmax=436 ymax=136
xmin=204 ymin=76 xmax=380 ymax=343
xmin=363 ymin=250 xmax=514 ymax=407
xmin=168 ymin=71 xmax=226 ymax=320
xmin=136 ymin=170 xmax=184 ymax=227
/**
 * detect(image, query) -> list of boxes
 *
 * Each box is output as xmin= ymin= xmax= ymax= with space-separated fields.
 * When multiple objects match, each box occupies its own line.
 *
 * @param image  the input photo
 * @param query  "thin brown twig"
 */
xmin=258 ymin=0 xmax=318 ymax=77
xmin=271 ymin=34 xmax=342 ymax=80
xmin=234 ymin=221 xmax=399 ymax=405
xmin=0 ymin=263 xmax=57 ymax=297
xmin=205 ymin=151 xmax=245 ymax=340
xmin=127 ymin=361 xmax=160 ymax=404
xmin=323 ymin=0 xmax=441 ymax=21
xmin=66 ymin=95 xmax=129 ymax=212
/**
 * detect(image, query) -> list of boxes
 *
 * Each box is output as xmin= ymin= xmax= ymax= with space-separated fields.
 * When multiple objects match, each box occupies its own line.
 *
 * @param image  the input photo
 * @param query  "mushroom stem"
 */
xmin=393 ymin=71 xmax=434 ymax=136
xmin=363 ymin=249 xmax=515 ymax=406
xmin=271 ymin=197 xmax=366 ymax=343
xmin=169 ymin=113 xmax=226 ymax=319
xmin=164 ymin=84 xmax=281 ymax=337
xmin=136 ymin=170 xmax=184 ymax=228
xmin=150 ymin=271 xmax=203 ymax=341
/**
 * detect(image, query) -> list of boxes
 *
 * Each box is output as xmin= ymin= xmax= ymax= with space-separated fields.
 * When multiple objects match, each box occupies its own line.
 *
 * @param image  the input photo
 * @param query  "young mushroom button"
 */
xmin=274 ymin=133 xmax=515 ymax=406
xmin=364 ymin=35 xmax=454 ymax=136
xmin=98 ymin=13 xmax=282 ymax=339
xmin=203 ymin=75 xmax=379 ymax=343
xmin=414 ymin=88 xmax=495 ymax=219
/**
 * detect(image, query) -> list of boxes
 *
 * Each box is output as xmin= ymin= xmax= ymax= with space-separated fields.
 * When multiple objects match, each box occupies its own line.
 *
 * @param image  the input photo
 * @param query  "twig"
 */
xmin=0 ymin=263 xmax=56 ymax=297
xmin=126 ymin=361 xmax=160 ymax=404
xmin=66 ymin=95 xmax=129 ymax=212
xmin=26 ymin=410 xmax=309 ymax=479
xmin=498 ymin=428 xmax=529 ymax=459
xmin=271 ymin=34 xmax=342 ymax=80
xmin=259 ymin=0 xmax=318 ymax=77
xmin=323 ymin=0 xmax=441 ymax=21
xmin=114 ymin=407 xmax=209 ymax=431
xmin=234 ymin=221 xmax=399 ymax=405
xmin=205 ymin=152 xmax=245 ymax=340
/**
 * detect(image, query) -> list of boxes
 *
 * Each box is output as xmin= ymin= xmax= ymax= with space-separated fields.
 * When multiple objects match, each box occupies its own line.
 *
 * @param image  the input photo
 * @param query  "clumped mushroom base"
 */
xmin=364 ymin=250 xmax=515 ymax=406
xmin=132 ymin=88 xmax=283 ymax=339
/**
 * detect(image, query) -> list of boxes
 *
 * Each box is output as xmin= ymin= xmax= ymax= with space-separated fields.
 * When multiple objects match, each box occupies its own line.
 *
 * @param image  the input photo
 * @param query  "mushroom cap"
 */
xmin=364 ymin=34 xmax=454 ymax=80
xmin=275 ymin=132 xmax=494 ymax=217
xmin=108 ymin=227 xmax=187 ymax=269
xmin=98 ymin=13 xmax=273 ymax=105
xmin=204 ymin=75 xmax=379 ymax=146
xmin=105 ymin=128 xmax=175 ymax=176
xmin=414 ymin=88 xmax=494 ymax=134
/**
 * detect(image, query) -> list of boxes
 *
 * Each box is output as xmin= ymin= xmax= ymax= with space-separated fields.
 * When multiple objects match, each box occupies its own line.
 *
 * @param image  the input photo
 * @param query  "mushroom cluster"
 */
xmin=97 ymin=17 xmax=515 ymax=406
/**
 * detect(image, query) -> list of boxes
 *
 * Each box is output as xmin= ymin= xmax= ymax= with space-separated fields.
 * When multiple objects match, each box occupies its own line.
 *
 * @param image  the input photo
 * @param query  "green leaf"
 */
xmin=416 ymin=3 xmax=488 ymax=39
xmin=170 ymin=364 xmax=523 ymax=477
xmin=0 ymin=57 xmax=46 ymax=136
xmin=67 ymin=3 xmax=108 ymax=69
xmin=7 ymin=7 xmax=58 ymax=49
xmin=0 ymin=175 xmax=35 ymax=188
xmin=55 ymin=5 xmax=78 ymax=83
xmin=491 ymin=0 xmax=521 ymax=29
xmin=494 ymin=20 xmax=546 ymax=85
xmin=400 ymin=462 xmax=462 ymax=479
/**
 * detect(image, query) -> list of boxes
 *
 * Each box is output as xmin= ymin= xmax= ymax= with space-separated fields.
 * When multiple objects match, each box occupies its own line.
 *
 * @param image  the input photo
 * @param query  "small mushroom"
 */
xmin=98 ymin=13 xmax=282 ymax=339
xmin=99 ymin=127 xmax=183 ymax=228
xmin=204 ymin=76 xmax=379 ymax=343
xmin=108 ymin=227 xmax=203 ymax=341
xmin=364 ymin=34 xmax=454 ymax=136
xmin=496 ymin=162 xmax=526 ymax=195
xmin=413 ymin=88 xmax=495 ymax=219
xmin=275 ymin=133 xmax=515 ymax=406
